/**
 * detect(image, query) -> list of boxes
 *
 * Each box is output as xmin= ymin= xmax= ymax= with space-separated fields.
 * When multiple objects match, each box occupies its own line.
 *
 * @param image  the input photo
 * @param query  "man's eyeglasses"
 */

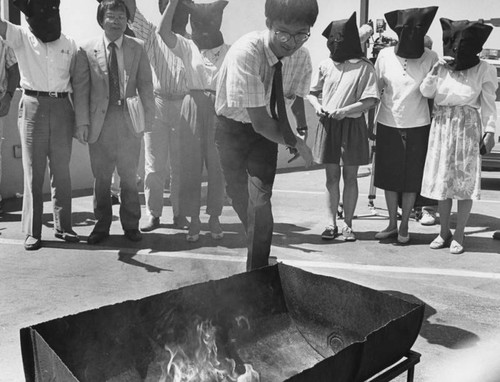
xmin=274 ymin=30 xmax=310 ymax=44
xmin=105 ymin=14 xmax=128 ymax=22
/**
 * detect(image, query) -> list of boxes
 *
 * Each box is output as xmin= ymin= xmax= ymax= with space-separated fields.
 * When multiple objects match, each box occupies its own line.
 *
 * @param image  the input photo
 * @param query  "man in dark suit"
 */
xmin=73 ymin=0 xmax=154 ymax=244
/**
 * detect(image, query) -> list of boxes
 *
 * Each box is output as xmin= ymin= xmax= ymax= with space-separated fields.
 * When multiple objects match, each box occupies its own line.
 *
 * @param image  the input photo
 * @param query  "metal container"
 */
xmin=21 ymin=264 xmax=424 ymax=382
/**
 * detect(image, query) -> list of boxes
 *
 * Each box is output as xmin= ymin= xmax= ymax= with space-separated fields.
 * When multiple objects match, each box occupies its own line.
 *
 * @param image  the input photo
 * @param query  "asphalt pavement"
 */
xmin=1 ymin=164 xmax=499 ymax=382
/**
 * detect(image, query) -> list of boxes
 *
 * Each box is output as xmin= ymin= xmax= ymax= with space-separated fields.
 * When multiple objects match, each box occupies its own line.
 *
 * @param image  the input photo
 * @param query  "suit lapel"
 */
xmin=93 ymin=39 xmax=109 ymax=86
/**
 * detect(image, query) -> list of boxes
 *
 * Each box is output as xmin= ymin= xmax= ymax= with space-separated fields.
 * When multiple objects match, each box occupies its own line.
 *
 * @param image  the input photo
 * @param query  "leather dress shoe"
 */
xmin=54 ymin=229 xmax=80 ymax=243
xmin=124 ymin=229 xmax=142 ymax=242
xmin=87 ymin=231 xmax=109 ymax=245
xmin=24 ymin=235 xmax=42 ymax=251
xmin=140 ymin=216 xmax=160 ymax=232
xmin=173 ymin=215 xmax=189 ymax=229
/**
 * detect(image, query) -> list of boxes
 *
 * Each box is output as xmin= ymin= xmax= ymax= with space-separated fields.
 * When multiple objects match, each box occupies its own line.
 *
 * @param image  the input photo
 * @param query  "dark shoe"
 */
xmin=374 ymin=228 xmax=398 ymax=240
xmin=111 ymin=195 xmax=120 ymax=205
xmin=140 ymin=216 xmax=160 ymax=232
xmin=124 ymin=229 xmax=142 ymax=242
xmin=321 ymin=225 xmax=338 ymax=240
xmin=54 ymin=229 xmax=80 ymax=243
xmin=173 ymin=215 xmax=189 ymax=229
xmin=0 ymin=200 xmax=4 ymax=214
xmin=493 ymin=231 xmax=500 ymax=240
xmin=87 ymin=231 xmax=110 ymax=245
xmin=24 ymin=235 xmax=42 ymax=251
xmin=186 ymin=218 xmax=201 ymax=242
xmin=209 ymin=216 xmax=224 ymax=240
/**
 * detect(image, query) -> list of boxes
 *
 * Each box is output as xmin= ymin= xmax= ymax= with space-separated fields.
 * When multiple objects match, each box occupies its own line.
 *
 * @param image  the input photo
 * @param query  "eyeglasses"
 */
xmin=274 ymin=30 xmax=310 ymax=44
xmin=105 ymin=14 xmax=127 ymax=22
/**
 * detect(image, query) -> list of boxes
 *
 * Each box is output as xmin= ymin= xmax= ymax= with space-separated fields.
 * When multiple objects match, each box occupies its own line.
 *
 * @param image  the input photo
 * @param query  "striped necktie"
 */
xmin=108 ymin=42 xmax=120 ymax=105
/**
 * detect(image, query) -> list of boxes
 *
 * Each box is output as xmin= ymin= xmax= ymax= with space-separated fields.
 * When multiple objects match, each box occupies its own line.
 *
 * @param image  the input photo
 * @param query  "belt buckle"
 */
xmin=49 ymin=92 xmax=58 ymax=98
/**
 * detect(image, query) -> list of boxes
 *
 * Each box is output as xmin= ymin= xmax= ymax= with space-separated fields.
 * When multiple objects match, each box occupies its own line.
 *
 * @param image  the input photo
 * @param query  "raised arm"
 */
xmin=158 ymin=0 xmax=179 ymax=49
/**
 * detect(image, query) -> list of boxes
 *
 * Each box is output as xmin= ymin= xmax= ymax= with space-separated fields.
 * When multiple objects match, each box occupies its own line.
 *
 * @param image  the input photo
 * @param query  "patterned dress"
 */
xmin=420 ymin=60 xmax=498 ymax=200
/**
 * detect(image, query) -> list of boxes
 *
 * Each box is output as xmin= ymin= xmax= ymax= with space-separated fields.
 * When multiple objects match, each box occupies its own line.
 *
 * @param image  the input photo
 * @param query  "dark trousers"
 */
xmin=89 ymin=105 xmax=141 ymax=233
xmin=215 ymin=116 xmax=278 ymax=271
xmin=18 ymin=95 xmax=74 ymax=238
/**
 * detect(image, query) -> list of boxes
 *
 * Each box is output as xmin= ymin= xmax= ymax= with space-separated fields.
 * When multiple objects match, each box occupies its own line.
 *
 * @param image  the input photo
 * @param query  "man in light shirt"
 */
xmin=0 ymin=0 xmax=79 ymax=250
xmin=0 ymin=40 xmax=19 ymax=215
xmin=129 ymin=0 xmax=189 ymax=232
xmin=214 ymin=0 xmax=317 ymax=271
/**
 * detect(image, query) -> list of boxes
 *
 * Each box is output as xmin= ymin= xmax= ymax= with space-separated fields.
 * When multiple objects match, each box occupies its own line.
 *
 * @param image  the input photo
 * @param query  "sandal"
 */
xmin=450 ymin=240 xmax=464 ymax=255
xmin=429 ymin=233 xmax=452 ymax=249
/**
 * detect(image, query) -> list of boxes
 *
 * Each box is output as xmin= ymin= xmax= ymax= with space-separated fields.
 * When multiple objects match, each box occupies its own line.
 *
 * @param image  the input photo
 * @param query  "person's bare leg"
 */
xmin=399 ymin=192 xmax=417 ymax=237
xmin=325 ymin=164 xmax=341 ymax=228
xmin=342 ymin=165 xmax=359 ymax=228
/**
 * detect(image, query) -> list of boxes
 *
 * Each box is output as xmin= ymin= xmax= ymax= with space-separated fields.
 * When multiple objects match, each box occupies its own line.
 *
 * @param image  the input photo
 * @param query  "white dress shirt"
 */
xmin=5 ymin=22 xmax=76 ymax=93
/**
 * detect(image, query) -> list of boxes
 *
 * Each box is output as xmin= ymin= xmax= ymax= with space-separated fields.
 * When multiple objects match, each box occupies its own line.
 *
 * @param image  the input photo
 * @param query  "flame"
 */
xmin=159 ymin=319 xmax=259 ymax=382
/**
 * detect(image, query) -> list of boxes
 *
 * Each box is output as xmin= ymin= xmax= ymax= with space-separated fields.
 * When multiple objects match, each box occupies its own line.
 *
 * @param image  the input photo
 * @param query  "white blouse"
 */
xmin=375 ymin=47 xmax=438 ymax=129
xmin=420 ymin=60 xmax=498 ymax=133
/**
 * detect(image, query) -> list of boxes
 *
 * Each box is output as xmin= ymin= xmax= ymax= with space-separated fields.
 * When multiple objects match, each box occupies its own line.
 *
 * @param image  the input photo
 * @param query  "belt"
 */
xmin=154 ymin=92 xmax=186 ymax=101
xmin=24 ymin=89 xmax=69 ymax=98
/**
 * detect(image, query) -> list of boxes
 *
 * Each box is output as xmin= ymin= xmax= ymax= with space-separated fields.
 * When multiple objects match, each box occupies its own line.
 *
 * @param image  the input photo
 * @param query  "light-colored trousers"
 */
xmin=18 ymin=94 xmax=74 ymax=238
xmin=143 ymin=96 xmax=183 ymax=218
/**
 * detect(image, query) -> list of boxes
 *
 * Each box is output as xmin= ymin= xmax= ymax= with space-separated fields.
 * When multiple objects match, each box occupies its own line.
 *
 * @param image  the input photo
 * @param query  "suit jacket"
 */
xmin=73 ymin=34 xmax=154 ymax=144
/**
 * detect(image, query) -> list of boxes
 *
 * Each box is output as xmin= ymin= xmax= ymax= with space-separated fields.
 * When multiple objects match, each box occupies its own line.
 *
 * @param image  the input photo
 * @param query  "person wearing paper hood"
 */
xmin=420 ymin=19 xmax=497 ymax=254
xmin=0 ymin=0 xmax=80 ymax=250
xmin=122 ymin=0 xmax=191 ymax=233
xmin=158 ymin=0 xmax=229 ymax=243
xmin=307 ymin=12 xmax=379 ymax=242
xmin=373 ymin=6 xmax=439 ymax=245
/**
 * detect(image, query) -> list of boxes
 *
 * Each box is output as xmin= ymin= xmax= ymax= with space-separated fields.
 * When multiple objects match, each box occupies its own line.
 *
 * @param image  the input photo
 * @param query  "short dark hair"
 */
xmin=265 ymin=0 xmax=318 ymax=27
xmin=97 ymin=0 xmax=130 ymax=27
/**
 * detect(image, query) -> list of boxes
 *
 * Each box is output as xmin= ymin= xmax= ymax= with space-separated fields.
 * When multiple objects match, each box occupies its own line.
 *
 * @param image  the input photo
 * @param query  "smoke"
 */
xmin=425 ymin=332 xmax=500 ymax=382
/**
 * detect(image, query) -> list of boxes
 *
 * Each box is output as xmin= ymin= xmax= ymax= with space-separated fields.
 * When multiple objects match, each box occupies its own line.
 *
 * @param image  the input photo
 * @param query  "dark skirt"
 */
xmin=374 ymin=123 xmax=430 ymax=193
xmin=312 ymin=116 xmax=370 ymax=166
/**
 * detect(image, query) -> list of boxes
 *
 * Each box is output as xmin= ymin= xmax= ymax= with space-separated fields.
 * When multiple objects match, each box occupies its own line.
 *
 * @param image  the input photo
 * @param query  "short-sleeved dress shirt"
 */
xmin=215 ymin=30 xmax=312 ymax=124
xmin=375 ymin=47 xmax=438 ymax=128
xmin=6 ymin=22 xmax=76 ymax=93
xmin=130 ymin=9 xmax=187 ymax=98
xmin=171 ymin=34 xmax=229 ymax=91
xmin=310 ymin=58 xmax=379 ymax=118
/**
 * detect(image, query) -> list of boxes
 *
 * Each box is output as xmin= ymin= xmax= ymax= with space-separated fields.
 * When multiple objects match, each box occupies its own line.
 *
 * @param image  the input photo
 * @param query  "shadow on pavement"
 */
xmin=384 ymin=290 xmax=480 ymax=350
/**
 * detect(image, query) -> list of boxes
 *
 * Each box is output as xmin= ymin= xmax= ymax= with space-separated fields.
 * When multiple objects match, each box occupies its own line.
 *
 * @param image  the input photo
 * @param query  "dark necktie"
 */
xmin=270 ymin=60 xmax=297 ymax=147
xmin=108 ymin=42 xmax=120 ymax=105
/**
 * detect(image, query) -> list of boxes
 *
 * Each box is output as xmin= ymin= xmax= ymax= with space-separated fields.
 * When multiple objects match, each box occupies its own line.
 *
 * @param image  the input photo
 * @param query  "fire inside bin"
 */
xmin=20 ymin=264 xmax=425 ymax=382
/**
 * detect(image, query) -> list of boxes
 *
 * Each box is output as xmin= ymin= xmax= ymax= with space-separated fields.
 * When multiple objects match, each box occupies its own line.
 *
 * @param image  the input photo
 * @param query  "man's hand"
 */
xmin=75 ymin=125 xmax=89 ymax=145
xmin=295 ymin=136 xmax=313 ymax=167
xmin=0 ymin=93 xmax=12 ymax=117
